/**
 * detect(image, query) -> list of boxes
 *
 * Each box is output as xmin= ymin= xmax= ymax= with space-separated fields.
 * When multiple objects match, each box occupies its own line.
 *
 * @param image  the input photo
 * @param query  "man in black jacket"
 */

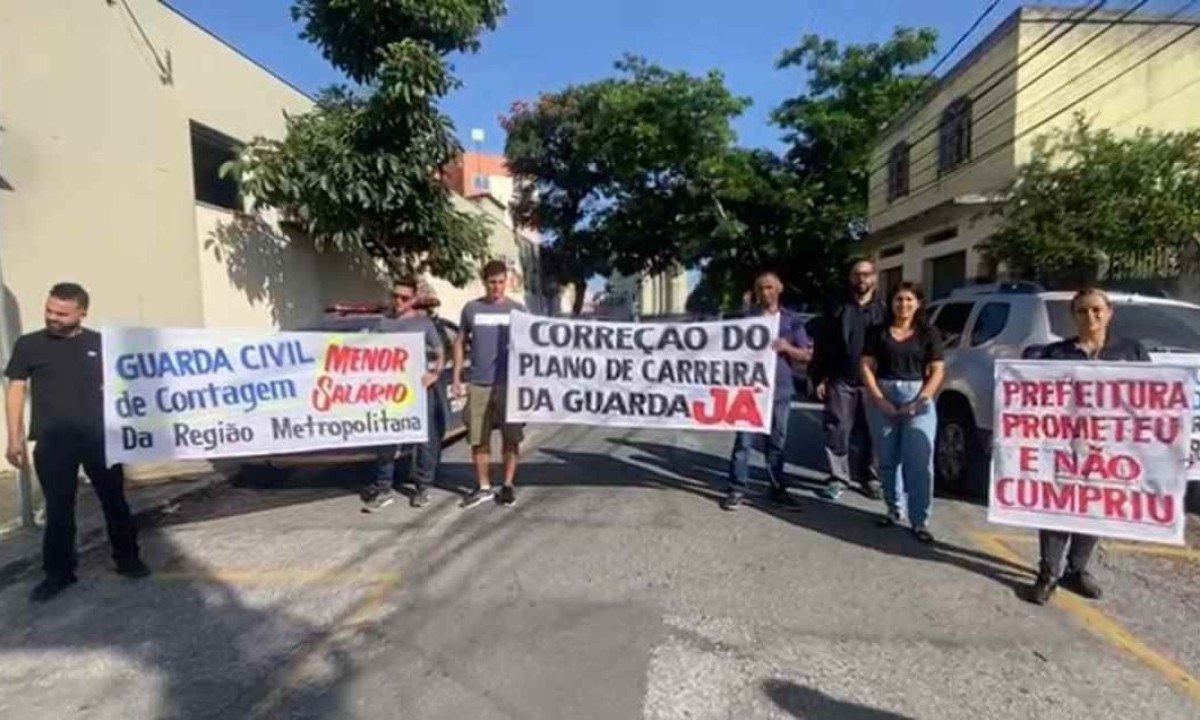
xmin=810 ymin=260 xmax=885 ymax=500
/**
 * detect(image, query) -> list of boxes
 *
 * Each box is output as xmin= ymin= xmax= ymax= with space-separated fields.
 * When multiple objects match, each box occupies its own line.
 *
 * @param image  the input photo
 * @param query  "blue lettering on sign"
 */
xmin=239 ymin=341 xmax=317 ymax=371
xmin=115 ymin=349 xmax=234 ymax=380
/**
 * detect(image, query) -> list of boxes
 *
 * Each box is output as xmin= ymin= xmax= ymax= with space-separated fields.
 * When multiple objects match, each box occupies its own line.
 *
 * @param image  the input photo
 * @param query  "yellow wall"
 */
xmin=865 ymin=8 xmax=1200 ymax=288
xmin=0 ymin=0 xmax=313 ymax=334
xmin=869 ymin=17 xmax=1020 ymax=233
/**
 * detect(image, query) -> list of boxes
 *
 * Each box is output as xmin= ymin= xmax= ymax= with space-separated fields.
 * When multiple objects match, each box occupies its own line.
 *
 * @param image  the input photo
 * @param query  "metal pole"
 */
xmin=0 ymin=123 xmax=34 ymax=528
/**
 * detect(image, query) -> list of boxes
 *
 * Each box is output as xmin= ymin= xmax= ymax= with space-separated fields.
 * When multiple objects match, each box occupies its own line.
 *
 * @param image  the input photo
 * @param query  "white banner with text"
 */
xmin=989 ymin=359 xmax=1194 ymax=545
xmin=506 ymin=312 xmax=780 ymax=433
xmin=103 ymin=328 xmax=428 ymax=464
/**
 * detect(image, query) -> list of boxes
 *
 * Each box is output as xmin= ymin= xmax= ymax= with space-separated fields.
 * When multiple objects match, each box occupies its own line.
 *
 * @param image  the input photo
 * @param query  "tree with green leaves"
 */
xmin=502 ymin=56 xmax=748 ymax=314
xmin=694 ymin=28 xmax=938 ymax=309
xmin=227 ymin=0 xmax=505 ymax=286
xmin=989 ymin=114 xmax=1200 ymax=286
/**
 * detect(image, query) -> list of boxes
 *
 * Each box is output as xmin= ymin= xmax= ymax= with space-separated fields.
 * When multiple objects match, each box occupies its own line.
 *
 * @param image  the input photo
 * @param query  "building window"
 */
xmin=880 ymin=266 xmax=903 ymax=298
xmin=923 ymin=227 xmax=958 ymax=246
xmin=938 ymin=97 xmax=972 ymax=174
xmin=190 ymin=121 xmax=241 ymax=210
xmin=887 ymin=142 xmax=910 ymax=200
xmin=472 ymin=173 xmax=490 ymax=192
xmin=880 ymin=243 xmax=905 ymax=259
xmin=928 ymin=250 xmax=967 ymax=300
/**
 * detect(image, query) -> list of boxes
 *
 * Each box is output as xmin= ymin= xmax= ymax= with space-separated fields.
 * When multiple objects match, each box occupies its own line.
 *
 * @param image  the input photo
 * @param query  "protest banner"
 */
xmin=103 ymin=328 xmax=428 ymax=464
xmin=1148 ymin=352 xmax=1200 ymax=480
xmin=989 ymin=359 xmax=1195 ymax=545
xmin=506 ymin=312 xmax=780 ymax=433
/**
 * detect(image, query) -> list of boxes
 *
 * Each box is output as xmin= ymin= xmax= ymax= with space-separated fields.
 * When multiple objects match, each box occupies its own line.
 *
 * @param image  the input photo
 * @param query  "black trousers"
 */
xmin=823 ymin=379 xmax=878 ymax=485
xmin=32 ymin=429 xmax=139 ymax=578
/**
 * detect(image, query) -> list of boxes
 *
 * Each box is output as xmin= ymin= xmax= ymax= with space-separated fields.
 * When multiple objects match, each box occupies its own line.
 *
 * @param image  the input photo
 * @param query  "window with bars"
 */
xmin=886 ymin=142 xmax=910 ymax=200
xmin=938 ymin=97 xmax=972 ymax=174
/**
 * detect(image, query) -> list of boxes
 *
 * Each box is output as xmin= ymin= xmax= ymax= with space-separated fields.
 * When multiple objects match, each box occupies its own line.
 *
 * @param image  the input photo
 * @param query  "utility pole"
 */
xmin=0 ymin=123 xmax=34 ymax=528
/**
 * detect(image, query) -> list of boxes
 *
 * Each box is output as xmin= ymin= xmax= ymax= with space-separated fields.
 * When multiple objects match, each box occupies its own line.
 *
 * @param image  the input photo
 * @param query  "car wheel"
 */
xmin=935 ymin=400 xmax=987 ymax=499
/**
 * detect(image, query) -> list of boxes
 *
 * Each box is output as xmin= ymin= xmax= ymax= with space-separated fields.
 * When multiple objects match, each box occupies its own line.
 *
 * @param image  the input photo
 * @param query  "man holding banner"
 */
xmin=453 ymin=260 xmax=526 ymax=509
xmin=362 ymin=277 xmax=445 ymax=512
xmin=721 ymin=272 xmax=810 ymax=511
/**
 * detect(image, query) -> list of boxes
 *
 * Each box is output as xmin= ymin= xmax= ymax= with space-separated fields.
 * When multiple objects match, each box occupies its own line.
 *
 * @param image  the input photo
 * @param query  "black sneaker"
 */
xmin=461 ymin=487 xmax=493 ymax=509
xmin=498 ymin=485 xmax=516 ymax=507
xmin=816 ymin=478 xmax=845 ymax=501
xmin=1061 ymin=570 xmax=1103 ymax=600
xmin=863 ymin=479 xmax=883 ymax=501
xmin=877 ymin=511 xmax=901 ymax=528
xmin=1025 ymin=574 xmax=1058 ymax=605
xmin=769 ymin=489 xmax=804 ymax=512
xmin=410 ymin=488 xmax=431 ymax=508
xmin=912 ymin=526 xmax=935 ymax=544
xmin=363 ymin=489 xmax=398 ymax=513
xmin=720 ymin=491 xmax=744 ymax=511
xmin=30 ymin=573 xmax=77 ymax=603
xmin=116 ymin=559 xmax=152 ymax=579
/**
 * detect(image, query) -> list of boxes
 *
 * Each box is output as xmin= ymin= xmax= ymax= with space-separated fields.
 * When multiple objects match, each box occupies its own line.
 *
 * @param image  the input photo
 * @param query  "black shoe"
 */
xmin=461 ymin=487 xmax=493 ymax=509
xmin=912 ymin=526 xmax=935 ymax=544
xmin=877 ymin=511 xmax=901 ymax=528
xmin=720 ymin=491 xmax=744 ymax=511
xmin=30 ymin=573 xmax=77 ymax=603
xmin=498 ymin=485 xmax=516 ymax=507
xmin=410 ymin=488 xmax=431 ymax=508
xmin=363 ymin=488 xmax=398 ymax=513
xmin=1025 ymin=574 xmax=1058 ymax=605
xmin=116 ymin=559 xmax=152 ymax=579
xmin=1061 ymin=570 xmax=1103 ymax=600
xmin=863 ymin=480 xmax=883 ymax=501
xmin=769 ymin=489 xmax=804 ymax=512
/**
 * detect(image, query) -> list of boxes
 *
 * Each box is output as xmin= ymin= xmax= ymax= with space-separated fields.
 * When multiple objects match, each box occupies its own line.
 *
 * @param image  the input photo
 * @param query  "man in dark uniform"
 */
xmin=5 ymin=283 xmax=150 ymax=603
xmin=810 ymin=260 xmax=886 ymax=501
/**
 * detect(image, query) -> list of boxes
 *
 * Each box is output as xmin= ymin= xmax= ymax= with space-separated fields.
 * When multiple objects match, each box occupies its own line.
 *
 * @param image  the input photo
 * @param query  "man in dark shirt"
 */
xmin=362 ymin=277 xmax=445 ymax=512
xmin=721 ymin=272 xmax=811 ymax=511
xmin=810 ymin=260 xmax=885 ymax=501
xmin=5 ymin=283 xmax=149 ymax=603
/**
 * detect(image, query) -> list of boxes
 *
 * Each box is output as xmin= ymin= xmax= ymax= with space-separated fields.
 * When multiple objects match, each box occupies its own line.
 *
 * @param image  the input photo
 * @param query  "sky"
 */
xmin=163 ymin=0 xmax=1167 ymax=296
xmin=164 ymin=0 xmax=1104 ymax=153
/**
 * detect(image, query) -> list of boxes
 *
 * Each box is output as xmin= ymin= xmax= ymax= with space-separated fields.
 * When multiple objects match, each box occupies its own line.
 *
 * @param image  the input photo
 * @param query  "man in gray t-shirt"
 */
xmin=363 ymin=278 xmax=445 ymax=512
xmin=453 ymin=260 xmax=527 ymax=509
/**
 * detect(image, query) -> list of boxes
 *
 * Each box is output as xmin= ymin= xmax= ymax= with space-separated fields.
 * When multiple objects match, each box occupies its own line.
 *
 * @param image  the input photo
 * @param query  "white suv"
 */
xmin=926 ymin=282 xmax=1200 ymax=510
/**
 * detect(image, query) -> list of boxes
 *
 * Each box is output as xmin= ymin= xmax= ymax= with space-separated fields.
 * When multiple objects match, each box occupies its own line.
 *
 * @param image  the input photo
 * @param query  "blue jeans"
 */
xmin=370 ymin=387 xmax=442 ymax=493
xmin=727 ymin=398 xmax=792 ymax=494
xmin=866 ymin=380 xmax=936 ymax=527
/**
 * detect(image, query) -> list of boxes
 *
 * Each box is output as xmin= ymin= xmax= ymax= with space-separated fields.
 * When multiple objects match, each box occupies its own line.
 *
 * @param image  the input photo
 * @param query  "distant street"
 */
xmin=0 ymin=407 xmax=1197 ymax=719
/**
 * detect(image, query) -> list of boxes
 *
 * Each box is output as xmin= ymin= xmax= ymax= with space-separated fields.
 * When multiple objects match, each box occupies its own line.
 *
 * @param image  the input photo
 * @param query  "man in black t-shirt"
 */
xmin=5 ymin=283 xmax=149 ymax=603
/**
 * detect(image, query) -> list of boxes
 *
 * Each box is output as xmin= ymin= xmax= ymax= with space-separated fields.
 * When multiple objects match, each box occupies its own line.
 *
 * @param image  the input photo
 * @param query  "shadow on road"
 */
xmin=0 ymin=526 xmax=358 ymax=718
xmin=762 ymin=678 xmax=914 ymax=719
xmin=442 ymin=433 xmax=1030 ymax=594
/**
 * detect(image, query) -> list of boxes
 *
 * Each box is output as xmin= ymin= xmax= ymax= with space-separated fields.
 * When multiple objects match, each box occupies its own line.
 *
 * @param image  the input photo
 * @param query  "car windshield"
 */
xmin=1046 ymin=300 xmax=1200 ymax=353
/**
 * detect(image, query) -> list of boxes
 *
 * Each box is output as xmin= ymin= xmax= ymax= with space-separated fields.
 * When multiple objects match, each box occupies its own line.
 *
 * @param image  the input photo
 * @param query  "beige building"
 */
xmin=601 ymin=267 xmax=689 ymax=320
xmin=0 ymin=1 xmax=541 ymax=508
xmin=865 ymin=6 xmax=1200 ymax=298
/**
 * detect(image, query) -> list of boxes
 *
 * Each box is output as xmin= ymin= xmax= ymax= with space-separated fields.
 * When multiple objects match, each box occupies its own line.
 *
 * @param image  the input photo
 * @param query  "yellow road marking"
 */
xmin=975 ymin=532 xmax=1200 ymax=563
xmin=970 ymin=531 xmax=1200 ymax=705
xmin=155 ymin=568 xmax=401 ymax=586
xmin=247 ymin=569 xmax=404 ymax=718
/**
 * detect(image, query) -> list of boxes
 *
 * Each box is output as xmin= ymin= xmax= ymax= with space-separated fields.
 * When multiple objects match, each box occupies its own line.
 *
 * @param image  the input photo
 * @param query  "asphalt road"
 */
xmin=0 ymin=407 xmax=1197 ymax=719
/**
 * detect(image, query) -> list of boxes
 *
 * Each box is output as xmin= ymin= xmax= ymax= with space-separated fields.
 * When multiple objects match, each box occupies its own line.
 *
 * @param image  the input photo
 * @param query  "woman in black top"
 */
xmin=1026 ymin=287 xmax=1150 ymax=605
xmin=860 ymin=282 xmax=946 ymax=543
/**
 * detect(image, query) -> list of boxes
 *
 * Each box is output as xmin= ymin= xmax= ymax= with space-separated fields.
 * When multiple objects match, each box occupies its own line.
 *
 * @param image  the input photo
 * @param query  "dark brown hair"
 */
xmin=886 ymin=281 xmax=929 ymax=330
xmin=50 ymin=282 xmax=89 ymax=310
xmin=481 ymin=259 xmax=508 ymax=280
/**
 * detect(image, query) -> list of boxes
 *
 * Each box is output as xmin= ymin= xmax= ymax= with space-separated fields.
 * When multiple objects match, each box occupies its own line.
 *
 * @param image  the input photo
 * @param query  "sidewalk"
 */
xmin=0 ymin=464 xmax=226 ymax=585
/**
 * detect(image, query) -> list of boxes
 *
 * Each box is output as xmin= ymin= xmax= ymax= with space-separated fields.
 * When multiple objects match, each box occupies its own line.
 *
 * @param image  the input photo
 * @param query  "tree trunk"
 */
xmin=571 ymin=278 xmax=586 ymax=316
